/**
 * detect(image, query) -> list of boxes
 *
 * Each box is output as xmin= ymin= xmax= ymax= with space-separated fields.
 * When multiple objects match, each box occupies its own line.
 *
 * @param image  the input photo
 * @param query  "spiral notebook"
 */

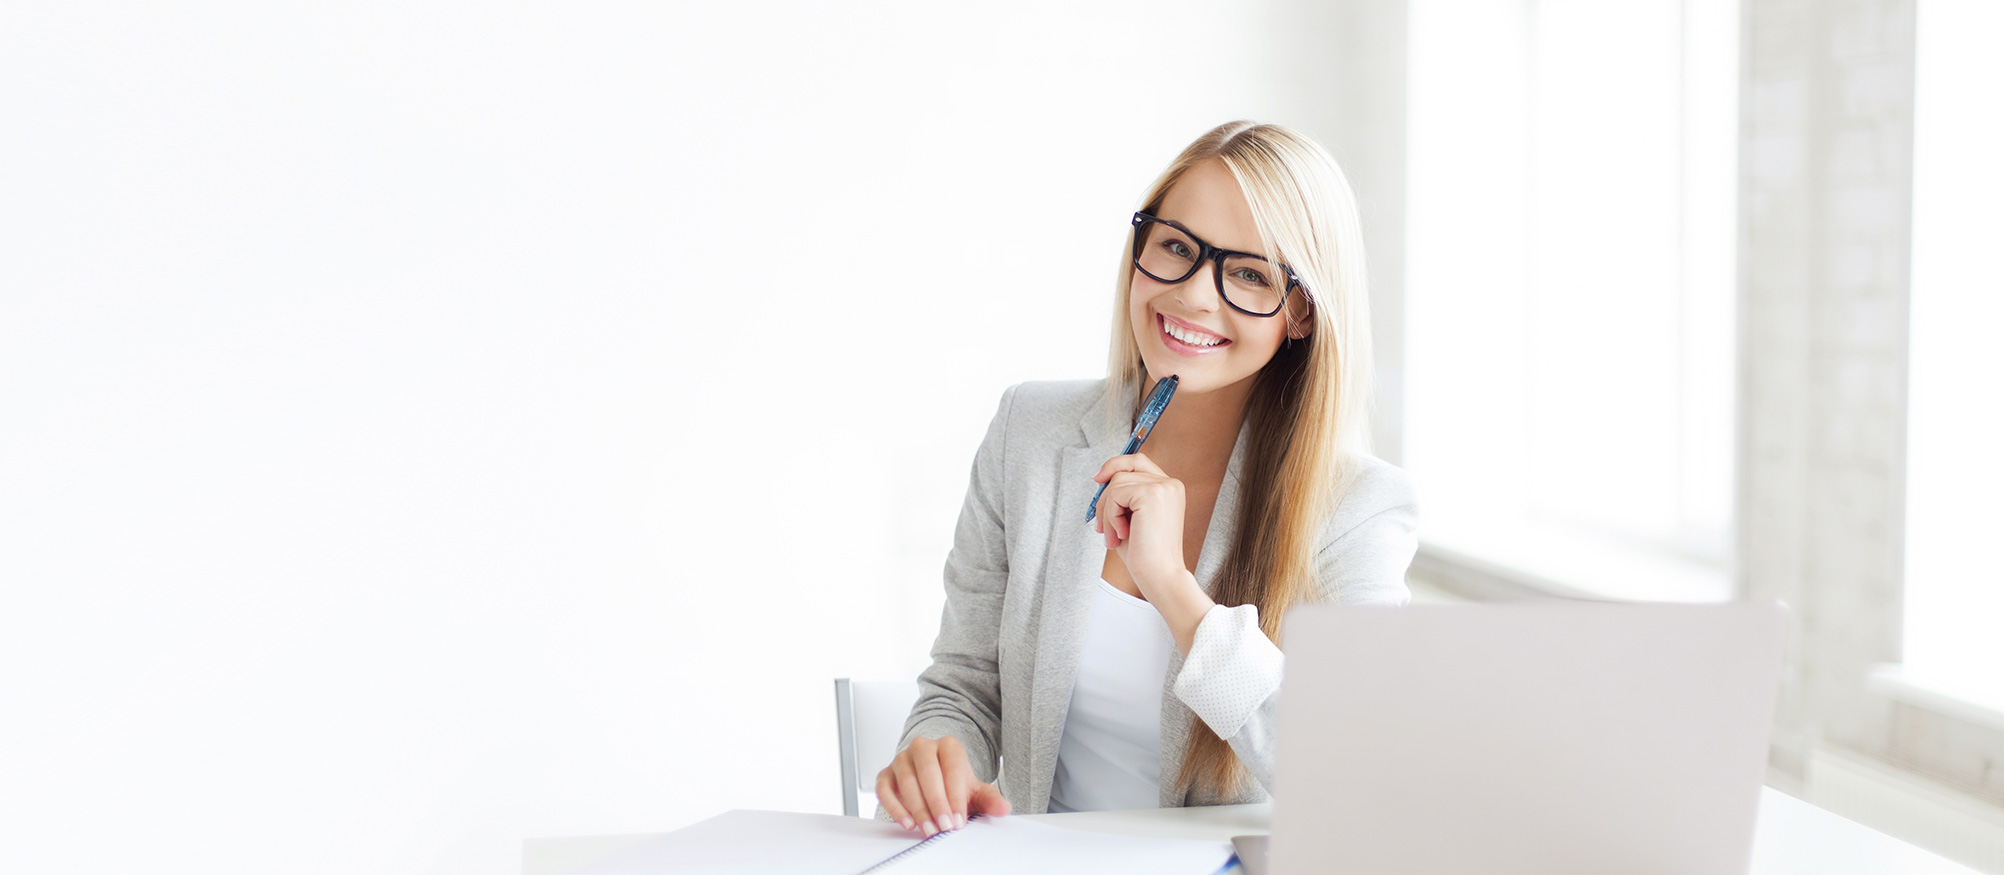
xmin=576 ymin=809 xmax=1236 ymax=875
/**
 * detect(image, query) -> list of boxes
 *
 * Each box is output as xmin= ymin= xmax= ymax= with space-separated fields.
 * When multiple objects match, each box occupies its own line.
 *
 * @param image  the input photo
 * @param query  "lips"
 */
xmin=1158 ymin=313 xmax=1230 ymax=355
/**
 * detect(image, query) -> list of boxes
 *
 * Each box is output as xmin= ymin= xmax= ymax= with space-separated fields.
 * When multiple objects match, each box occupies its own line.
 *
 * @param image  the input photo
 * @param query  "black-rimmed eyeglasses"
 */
xmin=1130 ymin=211 xmax=1305 ymax=317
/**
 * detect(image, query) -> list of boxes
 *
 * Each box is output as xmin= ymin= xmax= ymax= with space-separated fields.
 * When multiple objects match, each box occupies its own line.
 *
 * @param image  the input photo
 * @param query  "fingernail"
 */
xmin=901 ymin=818 xmax=914 ymax=830
xmin=922 ymin=821 xmax=937 ymax=837
xmin=957 ymin=813 xmax=968 ymax=828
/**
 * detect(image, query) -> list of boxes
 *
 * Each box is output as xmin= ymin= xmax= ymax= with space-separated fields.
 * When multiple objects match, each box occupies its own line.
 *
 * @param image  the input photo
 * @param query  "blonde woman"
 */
xmin=876 ymin=121 xmax=1418 ymax=835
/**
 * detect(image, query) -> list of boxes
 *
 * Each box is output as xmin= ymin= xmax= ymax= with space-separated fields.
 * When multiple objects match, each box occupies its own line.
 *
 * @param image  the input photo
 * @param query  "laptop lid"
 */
xmin=1268 ymin=602 xmax=1786 ymax=875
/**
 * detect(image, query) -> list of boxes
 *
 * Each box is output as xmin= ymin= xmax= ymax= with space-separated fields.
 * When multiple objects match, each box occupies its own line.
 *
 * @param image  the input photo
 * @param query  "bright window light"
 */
xmin=1406 ymin=0 xmax=1738 ymax=602
xmin=1902 ymin=0 xmax=2004 ymax=712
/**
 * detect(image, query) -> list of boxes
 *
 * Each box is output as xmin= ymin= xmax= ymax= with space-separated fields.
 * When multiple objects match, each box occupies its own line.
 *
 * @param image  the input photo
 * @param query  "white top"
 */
xmin=1046 ymin=579 xmax=1177 ymax=813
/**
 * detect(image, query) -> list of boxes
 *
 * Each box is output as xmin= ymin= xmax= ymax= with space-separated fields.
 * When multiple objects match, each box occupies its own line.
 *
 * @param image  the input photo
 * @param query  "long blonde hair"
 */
xmin=1108 ymin=121 xmax=1374 ymax=799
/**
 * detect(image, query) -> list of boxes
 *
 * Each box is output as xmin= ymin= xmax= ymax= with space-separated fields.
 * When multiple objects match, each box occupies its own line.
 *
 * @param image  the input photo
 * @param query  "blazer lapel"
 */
xmin=1024 ymin=382 xmax=1131 ymax=812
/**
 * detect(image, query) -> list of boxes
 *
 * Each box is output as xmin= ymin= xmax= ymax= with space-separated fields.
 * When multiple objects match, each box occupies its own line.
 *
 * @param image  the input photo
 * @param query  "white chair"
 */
xmin=833 ymin=678 xmax=920 ymax=817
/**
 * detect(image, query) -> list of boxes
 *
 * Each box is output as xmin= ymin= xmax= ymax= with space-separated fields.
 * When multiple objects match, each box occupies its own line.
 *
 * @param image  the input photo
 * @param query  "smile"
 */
xmin=1159 ymin=313 xmax=1231 ymax=354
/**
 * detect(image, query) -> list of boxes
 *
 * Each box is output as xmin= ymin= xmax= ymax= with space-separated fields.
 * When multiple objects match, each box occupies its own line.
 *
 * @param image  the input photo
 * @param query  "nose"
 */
xmin=1174 ymin=256 xmax=1224 ymax=313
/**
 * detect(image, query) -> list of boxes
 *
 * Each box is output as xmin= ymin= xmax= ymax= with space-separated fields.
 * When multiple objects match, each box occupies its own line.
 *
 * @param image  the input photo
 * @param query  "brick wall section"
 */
xmin=1741 ymin=0 xmax=2004 ymax=800
xmin=1739 ymin=0 xmax=1912 ymax=773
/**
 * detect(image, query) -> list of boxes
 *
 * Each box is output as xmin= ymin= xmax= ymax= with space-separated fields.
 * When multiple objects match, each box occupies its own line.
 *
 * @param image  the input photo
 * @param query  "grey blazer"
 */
xmin=897 ymin=378 xmax=1419 ymax=812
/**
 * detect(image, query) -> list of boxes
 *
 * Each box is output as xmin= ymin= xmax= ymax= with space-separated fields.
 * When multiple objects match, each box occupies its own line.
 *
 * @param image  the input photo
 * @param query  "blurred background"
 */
xmin=2 ymin=1 xmax=1999 ymax=872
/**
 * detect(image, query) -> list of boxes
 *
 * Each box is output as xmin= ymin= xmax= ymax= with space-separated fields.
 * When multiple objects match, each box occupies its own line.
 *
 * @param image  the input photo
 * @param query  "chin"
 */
xmin=1137 ymin=356 xmax=1241 ymax=397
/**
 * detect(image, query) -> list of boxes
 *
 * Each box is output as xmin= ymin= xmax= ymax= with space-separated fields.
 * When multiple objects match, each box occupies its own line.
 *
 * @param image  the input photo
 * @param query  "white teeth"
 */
xmin=1164 ymin=319 xmax=1223 ymax=347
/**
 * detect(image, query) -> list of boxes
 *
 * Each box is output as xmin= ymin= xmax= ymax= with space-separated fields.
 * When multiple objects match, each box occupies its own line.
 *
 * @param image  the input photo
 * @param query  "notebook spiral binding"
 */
xmin=856 ymin=818 xmax=980 ymax=873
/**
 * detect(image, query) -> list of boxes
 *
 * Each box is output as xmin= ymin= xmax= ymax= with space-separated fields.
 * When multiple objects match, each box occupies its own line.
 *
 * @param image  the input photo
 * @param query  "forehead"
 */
xmin=1155 ymin=158 xmax=1262 ymax=254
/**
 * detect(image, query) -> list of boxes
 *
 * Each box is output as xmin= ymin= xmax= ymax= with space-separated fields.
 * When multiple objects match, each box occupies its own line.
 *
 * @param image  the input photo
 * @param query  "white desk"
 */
xmin=522 ymin=787 xmax=1978 ymax=875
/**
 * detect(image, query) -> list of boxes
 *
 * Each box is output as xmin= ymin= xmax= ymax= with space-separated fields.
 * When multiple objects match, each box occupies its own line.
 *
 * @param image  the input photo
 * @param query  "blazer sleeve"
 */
xmin=895 ymin=384 xmax=1018 ymax=784
xmin=1170 ymin=459 xmax=1419 ymax=794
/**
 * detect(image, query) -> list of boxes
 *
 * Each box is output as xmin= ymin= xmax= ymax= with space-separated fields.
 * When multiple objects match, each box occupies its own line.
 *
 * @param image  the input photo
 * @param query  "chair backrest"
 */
xmin=833 ymin=678 xmax=921 ymax=816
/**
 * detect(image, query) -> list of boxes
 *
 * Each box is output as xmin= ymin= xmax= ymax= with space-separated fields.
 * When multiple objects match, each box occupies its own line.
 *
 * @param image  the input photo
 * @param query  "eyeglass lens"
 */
xmin=1133 ymin=220 xmax=1287 ymax=316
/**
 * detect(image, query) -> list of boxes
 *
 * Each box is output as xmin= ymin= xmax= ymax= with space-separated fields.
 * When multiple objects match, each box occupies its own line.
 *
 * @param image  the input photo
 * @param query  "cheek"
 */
xmin=1129 ymin=275 xmax=1158 ymax=307
xmin=1236 ymin=325 xmax=1288 ymax=361
xmin=1128 ymin=282 xmax=1163 ymax=327
xmin=1239 ymin=308 xmax=1302 ymax=363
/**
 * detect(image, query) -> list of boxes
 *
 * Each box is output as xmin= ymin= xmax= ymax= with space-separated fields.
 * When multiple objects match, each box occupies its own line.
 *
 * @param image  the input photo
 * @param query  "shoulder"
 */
xmin=997 ymin=379 xmax=1106 ymax=419
xmin=986 ymin=378 xmax=1110 ymax=438
xmin=1318 ymin=454 xmax=1419 ymax=545
xmin=1308 ymin=454 xmax=1421 ymax=604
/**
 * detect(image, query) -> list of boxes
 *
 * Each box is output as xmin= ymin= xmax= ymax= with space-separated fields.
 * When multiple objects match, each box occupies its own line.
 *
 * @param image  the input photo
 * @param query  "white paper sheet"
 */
xmin=576 ymin=810 xmax=916 ymax=875
xmin=575 ymin=809 xmax=1237 ymax=875
xmin=882 ymin=815 xmax=1236 ymax=875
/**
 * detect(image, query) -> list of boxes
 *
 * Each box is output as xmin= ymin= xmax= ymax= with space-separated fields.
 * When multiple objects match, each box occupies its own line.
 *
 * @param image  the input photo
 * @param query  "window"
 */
xmin=1405 ymin=0 xmax=1739 ymax=602
xmin=1897 ymin=0 xmax=2004 ymax=718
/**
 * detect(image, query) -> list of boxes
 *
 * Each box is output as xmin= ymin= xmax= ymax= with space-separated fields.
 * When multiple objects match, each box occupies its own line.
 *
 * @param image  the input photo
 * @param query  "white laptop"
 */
xmin=1263 ymin=601 xmax=1786 ymax=875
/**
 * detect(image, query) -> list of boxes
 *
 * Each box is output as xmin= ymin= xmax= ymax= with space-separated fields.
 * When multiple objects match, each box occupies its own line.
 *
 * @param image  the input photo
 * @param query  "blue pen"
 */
xmin=1086 ymin=375 xmax=1179 ymax=522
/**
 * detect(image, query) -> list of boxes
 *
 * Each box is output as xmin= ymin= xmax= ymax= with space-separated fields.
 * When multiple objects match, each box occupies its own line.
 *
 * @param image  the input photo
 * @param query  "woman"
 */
xmin=876 ymin=121 xmax=1418 ymax=836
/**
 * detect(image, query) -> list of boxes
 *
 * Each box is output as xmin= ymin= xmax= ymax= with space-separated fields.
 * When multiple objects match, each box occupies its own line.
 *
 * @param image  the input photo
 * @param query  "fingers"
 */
xmin=883 ymin=738 xmax=980 ymax=836
xmin=1093 ymin=454 xmax=1174 ymax=549
xmin=881 ymin=772 xmax=1007 ymax=830
xmin=913 ymin=748 xmax=954 ymax=836
xmin=969 ymin=780 xmax=1012 ymax=817
xmin=939 ymin=737 xmax=970 ymax=830
xmin=1093 ymin=451 xmax=1164 ymax=483
xmin=1095 ymin=475 xmax=1143 ymax=547
xmin=892 ymin=756 xmax=934 ymax=835
xmin=1092 ymin=459 xmax=1119 ymax=484
xmin=875 ymin=768 xmax=915 ymax=830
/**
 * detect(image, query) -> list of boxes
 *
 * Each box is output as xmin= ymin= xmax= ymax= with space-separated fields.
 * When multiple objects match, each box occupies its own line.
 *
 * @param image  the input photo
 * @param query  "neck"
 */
xmin=1136 ymin=372 xmax=1251 ymax=477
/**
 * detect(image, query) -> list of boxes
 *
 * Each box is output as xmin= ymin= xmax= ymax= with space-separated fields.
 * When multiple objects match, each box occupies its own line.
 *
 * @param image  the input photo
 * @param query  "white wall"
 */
xmin=0 ymin=3 xmax=1384 ymax=872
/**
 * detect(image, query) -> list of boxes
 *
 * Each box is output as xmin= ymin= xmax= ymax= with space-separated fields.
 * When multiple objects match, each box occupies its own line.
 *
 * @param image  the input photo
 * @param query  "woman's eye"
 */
xmin=1164 ymin=240 xmax=1193 ymax=259
xmin=1232 ymin=267 xmax=1272 ymax=287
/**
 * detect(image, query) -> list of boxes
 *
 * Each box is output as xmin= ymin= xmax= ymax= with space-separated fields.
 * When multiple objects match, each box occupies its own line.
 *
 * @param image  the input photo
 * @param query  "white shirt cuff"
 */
xmin=1172 ymin=603 xmax=1284 ymax=739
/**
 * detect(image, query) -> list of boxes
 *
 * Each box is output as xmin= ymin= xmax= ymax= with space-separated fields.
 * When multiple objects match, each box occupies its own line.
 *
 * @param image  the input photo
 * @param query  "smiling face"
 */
xmin=1128 ymin=158 xmax=1312 ymax=398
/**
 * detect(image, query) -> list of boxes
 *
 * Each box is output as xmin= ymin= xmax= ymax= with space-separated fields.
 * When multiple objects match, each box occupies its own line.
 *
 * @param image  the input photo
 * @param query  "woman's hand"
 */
xmin=1092 ymin=452 xmax=1217 ymax=653
xmin=1092 ymin=452 xmax=1192 ymax=595
xmin=874 ymin=735 xmax=1010 ymax=836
